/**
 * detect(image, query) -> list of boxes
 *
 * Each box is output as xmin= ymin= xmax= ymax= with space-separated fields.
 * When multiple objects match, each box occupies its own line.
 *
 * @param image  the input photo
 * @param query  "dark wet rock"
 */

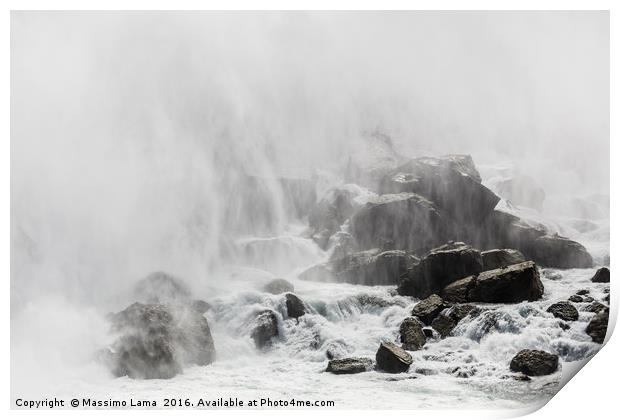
xmin=263 ymin=278 xmax=295 ymax=295
xmin=442 ymin=261 xmax=543 ymax=304
xmin=568 ymin=295 xmax=584 ymax=303
xmin=350 ymin=193 xmax=457 ymax=253
xmin=481 ymin=249 xmax=526 ymax=271
xmin=375 ymin=341 xmax=413 ymax=373
xmin=133 ymin=271 xmax=192 ymax=305
xmin=106 ymin=302 xmax=215 ymax=379
xmin=399 ymin=317 xmax=426 ymax=350
xmin=558 ymin=321 xmax=571 ymax=331
xmin=308 ymin=188 xmax=358 ymax=245
xmin=582 ymin=296 xmax=594 ymax=303
xmin=604 ymin=293 xmax=610 ymax=303
xmin=473 ymin=210 xmax=593 ymax=269
xmin=431 ymin=314 xmax=457 ymax=338
xmin=300 ymin=248 xmax=417 ymax=286
xmin=576 ymin=289 xmax=590 ymax=295
xmin=591 ymin=267 xmax=610 ymax=283
xmin=422 ymin=327 xmax=435 ymax=338
xmin=378 ymin=156 xmax=499 ymax=223
xmin=547 ymin=301 xmax=579 ymax=322
xmin=190 ymin=300 xmax=211 ymax=314
xmin=251 ymin=310 xmax=279 ymax=349
xmin=583 ymin=301 xmax=608 ymax=314
xmin=450 ymin=365 xmax=477 ymax=378
xmin=448 ymin=304 xmax=481 ymax=322
xmin=285 ymin=293 xmax=307 ymax=319
xmin=496 ymin=175 xmax=546 ymax=211
xmin=411 ymin=294 xmax=448 ymax=325
xmin=510 ymin=350 xmax=559 ymax=376
xmin=511 ymin=373 xmax=532 ymax=381
xmin=414 ymin=367 xmax=438 ymax=376
xmin=398 ymin=243 xmax=483 ymax=298
xmin=326 ymin=357 xmax=374 ymax=374
xmin=586 ymin=310 xmax=609 ymax=344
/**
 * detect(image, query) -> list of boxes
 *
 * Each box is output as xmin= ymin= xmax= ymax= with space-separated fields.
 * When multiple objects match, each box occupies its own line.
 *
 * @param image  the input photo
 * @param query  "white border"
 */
xmin=2 ymin=1 xmax=616 ymax=419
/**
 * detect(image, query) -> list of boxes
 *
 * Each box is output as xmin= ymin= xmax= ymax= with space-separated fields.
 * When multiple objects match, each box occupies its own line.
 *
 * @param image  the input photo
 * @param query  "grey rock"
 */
xmin=326 ymin=357 xmax=374 ymax=374
xmin=399 ymin=317 xmax=426 ymax=350
xmin=263 ymin=278 xmax=295 ymax=294
xmin=586 ymin=310 xmax=609 ymax=344
xmin=547 ymin=301 xmax=579 ymax=322
xmin=375 ymin=341 xmax=413 ymax=373
xmin=510 ymin=349 xmax=559 ymax=376
xmin=481 ymin=249 xmax=526 ymax=271
xmin=251 ymin=310 xmax=279 ymax=349
xmin=591 ymin=267 xmax=610 ymax=283
xmin=285 ymin=293 xmax=307 ymax=319
xmin=411 ymin=294 xmax=448 ymax=325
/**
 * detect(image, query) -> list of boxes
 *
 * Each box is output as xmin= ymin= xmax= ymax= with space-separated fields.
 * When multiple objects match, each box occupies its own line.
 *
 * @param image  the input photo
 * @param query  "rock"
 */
xmin=422 ymin=327 xmax=435 ymax=338
xmin=263 ymin=278 xmax=294 ymax=294
xmin=509 ymin=350 xmax=559 ymax=376
xmin=399 ymin=317 xmax=427 ymax=350
xmin=586 ymin=310 xmax=609 ymax=344
xmin=190 ymin=300 xmax=211 ymax=313
xmin=481 ymin=249 xmax=526 ymax=271
xmin=398 ymin=243 xmax=483 ymax=298
xmin=378 ymin=156 xmax=499 ymax=223
xmin=344 ymin=130 xmax=403 ymax=190
xmin=546 ymin=302 xmax=579 ymax=322
xmin=474 ymin=210 xmax=593 ymax=269
xmin=568 ymin=295 xmax=584 ymax=303
xmin=375 ymin=341 xmax=413 ymax=373
xmin=326 ymin=357 xmax=374 ymax=374
xmin=448 ymin=304 xmax=480 ymax=322
xmin=411 ymin=294 xmax=448 ymax=325
xmin=604 ymin=293 xmax=610 ymax=303
xmin=431 ymin=314 xmax=457 ymax=338
xmin=285 ymin=293 xmax=307 ymax=318
xmin=582 ymin=296 xmax=594 ymax=303
xmin=300 ymin=249 xmax=417 ymax=286
xmin=591 ymin=267 xmax=610 ymax=283
xmin=133 ymin=271 xmax=192 ymax=305
xmin=251 ymin=310 xmax=279 ymax=349
xmin=584 ymin=302 xmax=608 ymax=314
xmin=496 ymin=175 xmax=546 ymax=211
xmin=308 ymin=188 xmax=358 ymax=245
xmin=106 ymin=302 xmax=215 ymax=379
xmin=576 ymin=289 xmax=590 ymax=295
xmin=442 ymin=261 xmax=543 ymax=304
xmin=350 ymin=193 xmax=457 ymax=253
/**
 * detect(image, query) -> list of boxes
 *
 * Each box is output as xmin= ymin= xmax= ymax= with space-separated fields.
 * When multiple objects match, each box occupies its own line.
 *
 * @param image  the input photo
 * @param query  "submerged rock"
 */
xmin=300 ymin=248 xmax=417 ymax=286
xmin=399 ymin=317 xmax=426 ymax=350
xmin=481 ymin=249 xmax=526 ymax=271
xmin=263 ymin=278 xmax=295 ymax=295
xmin=106 ymin=302 xmax=215 ymax=379
xmin=285 ymin=293 xmax=307 ymax=319
xmin=251 ymin=310 xmax=279 ymax=349
xmin=510 ymin=350 xmax=559 ymax=376
xmin=591 ymin=267 xmax=610 ymax=283
xmin=326 ymin=357 xmax=374 ymax=374
xmin=378 ymin=156 xmax=499 ymax=223
xmin=442 ymin=261 xmax=543 ymax=304
xmin=547 ymin=302 xmax=579 ymax=322
xmin=350 ymin=193 xmax=457 ymax=253
xmin=375 ymin=341 xmax=413 ymax=373
xmin=190 ymin=300 xmax=211 ymax=314
xmin=586 ymin=310 xmax=609 ymax=344
xmin=398 ymin=243 xmax=483 ymax=298
xmin=411 ymin=294 xmax=448 ymax=325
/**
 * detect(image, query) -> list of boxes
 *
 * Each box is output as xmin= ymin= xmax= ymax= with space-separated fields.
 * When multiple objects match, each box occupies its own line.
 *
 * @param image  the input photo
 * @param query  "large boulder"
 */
xmin=105 ymin=302 xmax=215 ymax=379
xmin=495 ymin=175 xmax=546 ymax=211
xmin=474 ymin=211 xmax=593 ymax=269
xmin=285 ymin=293 xmax=307 ymax=319
xmin=378 ymin=156 xmax=499 ymax=223
xmin=586 ymin=310 xmax=609 ymax=344
xmin=546 ymin=302 xmax=579 ymax=322
xmin=132 ymin=271 xmax=192 ymax=305
xmin=398 ymin=243 xmax=483 ymax=298
xmin=583 ymin=301 xmax=608 ymax=314
xmin=326 ymin=357 xmax=374 ymax=374
xmin=399 ymin=317 xmax=427 ymax=350
xmin=350 ymin=193 xmax=458 ymax=253
xmin=431 ymin=304 xmax=481 ymax=337
xmin=263 ymin=278 xmax=295 ymax=295
xmin=481 ymin=249 xmax=526 ymax=271
xmin=308 ymin=187 xmax=359 ymax=246
xmin=441 ymin=261 xmax=543 ymax=304
xmin=591 ymin=267 xmax=610 ymax=283
xmin=251 ymin=310 xmax=279 ymax=349
xmin=410 ymin=294 xmax=448 ymax=325
xmin=299 ymin=249 xmax=417 ymax=286
xmin=375 ymin=341 xmax=413 ymax=373
xmin=509 ymin=350 xmax=559 ymax=376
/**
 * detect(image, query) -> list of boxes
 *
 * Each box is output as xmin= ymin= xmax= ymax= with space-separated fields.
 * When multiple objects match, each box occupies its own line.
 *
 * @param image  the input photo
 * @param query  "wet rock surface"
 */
xmin=285 ymin=293 xmax=307 ymax=319
xmin=410 ymin=294 xmax=448 ymax=325
xmin=399 ymin=317 xmax=427 ymax=350
xmin=481 ymin=249 xmax=526 ymax=271
xmin=375 ymin=341 xmax=413 ymax=373
xmin=251 ymin=310 xmax=279 ymax=349
xmin=326 ymin=357 xmax=374 ymax=374
xmin=133 ymin=271 xmax=192 ymax=305
xmin=591 ymin=267 xmax=610 ymax=283
xmin=586 ymin=310 xmax=609 ymax=344
xmin=510 ymin=350 xmax=559 ymax=376
xmin=546 ymin=302 xmax=579 ymax=322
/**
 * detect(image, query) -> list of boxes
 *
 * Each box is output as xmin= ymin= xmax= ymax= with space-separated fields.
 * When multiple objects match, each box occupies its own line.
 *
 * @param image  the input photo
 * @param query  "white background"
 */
xmin=1 ymin=1 xmax=616 ymax=419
